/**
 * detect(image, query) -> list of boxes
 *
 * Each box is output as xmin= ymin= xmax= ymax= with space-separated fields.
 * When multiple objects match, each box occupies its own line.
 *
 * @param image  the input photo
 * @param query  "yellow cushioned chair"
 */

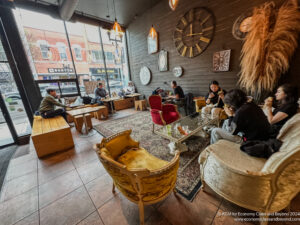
xmin=95 ymin=130 xmax=180 ymax=225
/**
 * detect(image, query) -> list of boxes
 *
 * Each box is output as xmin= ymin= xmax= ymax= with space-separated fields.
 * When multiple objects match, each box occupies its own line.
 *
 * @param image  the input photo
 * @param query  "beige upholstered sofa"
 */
xmin=199 ymin=113 xmax=300 ymax=225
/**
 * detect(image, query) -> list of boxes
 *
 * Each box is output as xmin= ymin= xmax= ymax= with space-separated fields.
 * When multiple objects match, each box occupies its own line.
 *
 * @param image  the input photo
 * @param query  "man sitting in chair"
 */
xmin=94 ymin=82 xmax=108 ymax=105
xmin=39 ymin=88 xmax=69 ymax=121
xmin=169 ymin=80 xmax=185 ymax=106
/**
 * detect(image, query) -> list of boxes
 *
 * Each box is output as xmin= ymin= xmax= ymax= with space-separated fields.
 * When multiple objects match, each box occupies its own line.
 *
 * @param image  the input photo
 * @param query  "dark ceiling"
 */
xmin=22 ymin=0 xmax=162 ymax=26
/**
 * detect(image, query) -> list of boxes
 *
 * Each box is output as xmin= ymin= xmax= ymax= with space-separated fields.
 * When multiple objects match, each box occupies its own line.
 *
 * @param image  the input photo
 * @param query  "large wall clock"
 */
xmin=232 ymin=9 xmax=253 ymax=40
xmin=173 ymin=7 xmax=215 ymax=58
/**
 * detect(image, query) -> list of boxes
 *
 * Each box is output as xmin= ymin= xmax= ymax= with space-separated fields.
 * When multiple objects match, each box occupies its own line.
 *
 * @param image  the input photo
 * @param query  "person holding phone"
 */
xmin=202 ymin=80 xmax=226 ymax=119
xmin=39 ymin=88 xmax=69 ymax=121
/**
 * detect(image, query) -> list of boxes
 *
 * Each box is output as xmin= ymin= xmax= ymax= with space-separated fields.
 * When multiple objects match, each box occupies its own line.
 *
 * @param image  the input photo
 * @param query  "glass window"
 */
xmin=57 ymin=42 xmax=67 ymax=60
xmin=100 ymin=27 xmax=130 ymax=95
xmin=91 ymin=50 xmax=102 ymax=62
xmin=13 ymin=9 xmax=130 ymax=98
xmin=13 ymin=9 xmax=76 ymax=82
xmin=73 ymin=45 xmax=82 ymax=60
xmin=38 ymin=40 xmax=49 ymax=59
xmin=65 ymin=22 xmax=107 ymax=96
xmin=105 ymin=51 xmax=114 ymax=62
xmin=0 ymin=43 xmax=6 ymax=61
xmin=0 ymin=61 xmax=31 ymax=136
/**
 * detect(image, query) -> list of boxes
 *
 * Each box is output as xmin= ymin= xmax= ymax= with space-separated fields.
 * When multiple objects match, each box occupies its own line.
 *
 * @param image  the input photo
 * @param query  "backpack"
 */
xmin=82 ymin=96 xmax=92 ymax=104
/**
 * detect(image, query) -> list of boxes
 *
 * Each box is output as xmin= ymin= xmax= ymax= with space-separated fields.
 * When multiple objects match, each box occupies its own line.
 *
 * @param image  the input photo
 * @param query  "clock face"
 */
xmin=232 ymin=9 xmax=253 ymax=40
xmin=173 ymin=7 xmax=215 ymax=58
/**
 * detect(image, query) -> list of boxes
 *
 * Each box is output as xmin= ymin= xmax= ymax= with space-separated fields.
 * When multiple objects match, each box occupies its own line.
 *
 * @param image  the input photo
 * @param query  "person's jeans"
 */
xmin=210 ymin=119 xmax=242 ymax=144
xmin=41 ymin=108 xmax=67 ymax=122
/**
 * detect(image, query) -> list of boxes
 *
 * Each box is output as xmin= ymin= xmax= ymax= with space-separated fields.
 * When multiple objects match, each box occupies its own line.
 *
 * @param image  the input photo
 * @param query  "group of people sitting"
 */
xmin=207 ymin=82 xmax=299 ymax=154
xmin=38 ymin=78 xmax=299 ymax=158
xmin=38 ymin=81 xmax=137 ymax=122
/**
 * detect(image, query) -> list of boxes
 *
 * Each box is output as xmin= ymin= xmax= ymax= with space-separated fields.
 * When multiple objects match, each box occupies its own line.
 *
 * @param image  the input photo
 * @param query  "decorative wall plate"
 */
xmin=139 ymin=66 xmax=151 ymax=85
xmin=158 ymin=50 xmax=168 ymax=71
xmin=173 ymin=66 xmax=183 ymax=77
xmin=213 ymin=50 xmax=231 ymax=72
xmin=232 ymin=9 xmax=253 ymax=40
xmin=173 ymin=7 xmax=215 ymax=58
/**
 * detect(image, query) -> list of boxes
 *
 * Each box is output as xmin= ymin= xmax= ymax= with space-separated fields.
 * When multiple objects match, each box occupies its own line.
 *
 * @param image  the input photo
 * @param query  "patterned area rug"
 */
xmin=94 ymin=111 xmax=210 ymax=201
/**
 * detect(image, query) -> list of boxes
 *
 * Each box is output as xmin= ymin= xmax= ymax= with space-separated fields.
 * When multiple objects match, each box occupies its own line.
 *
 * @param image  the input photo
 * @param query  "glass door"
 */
xmin=0 ymin=25 xmax=31 ymax=147
xmin=0 ymin=104 xmax=14 ymax=146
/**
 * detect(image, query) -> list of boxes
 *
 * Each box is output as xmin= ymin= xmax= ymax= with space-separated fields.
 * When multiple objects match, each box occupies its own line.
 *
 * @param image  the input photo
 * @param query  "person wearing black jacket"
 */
xmin=210 ymin=89 xmax=270 ymax=144
xmin=202 ymin=80 xmax=226 ymax=119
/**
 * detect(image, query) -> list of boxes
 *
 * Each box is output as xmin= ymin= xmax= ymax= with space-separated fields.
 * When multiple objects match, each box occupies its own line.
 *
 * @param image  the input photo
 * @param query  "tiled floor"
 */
xmin=0 ymin=109 xmax=299 ymax=225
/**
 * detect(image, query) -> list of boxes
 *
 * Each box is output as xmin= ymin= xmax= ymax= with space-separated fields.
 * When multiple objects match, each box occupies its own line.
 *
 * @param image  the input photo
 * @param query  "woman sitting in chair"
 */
xmin=202 ymin=80 xmax=226 ymax=119
xmin=265 ymin=84 xmax=299 ymax=137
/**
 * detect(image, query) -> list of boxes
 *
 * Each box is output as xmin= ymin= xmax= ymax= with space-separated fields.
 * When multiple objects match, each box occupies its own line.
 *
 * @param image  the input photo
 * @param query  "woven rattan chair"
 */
xmin=95 ymin=130 xmax=180 ymax=225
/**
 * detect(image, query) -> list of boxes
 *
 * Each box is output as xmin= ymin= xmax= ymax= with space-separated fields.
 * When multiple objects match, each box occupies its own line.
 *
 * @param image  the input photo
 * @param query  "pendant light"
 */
xmin=112 ymin=0 xmax=122 ymax=33
xmin=169 ymin=0 xmax=179 ymax=11
xmin=149 ymin=25 xmax=157 ymax=39
xmin=148 ymin=0 xmax=157 ymax=39
xmin=113 ymin=19 xmax=122 ymax=33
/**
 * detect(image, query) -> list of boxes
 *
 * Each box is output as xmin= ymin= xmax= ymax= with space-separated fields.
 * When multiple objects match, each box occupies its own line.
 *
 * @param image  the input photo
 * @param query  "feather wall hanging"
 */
xmin=239 ymin=0 xmax=300 ymax=97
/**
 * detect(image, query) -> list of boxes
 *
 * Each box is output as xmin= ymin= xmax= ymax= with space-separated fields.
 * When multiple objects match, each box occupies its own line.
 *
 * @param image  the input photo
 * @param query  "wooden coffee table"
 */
xmin=67 ymin=106 xmax=105 ymax=134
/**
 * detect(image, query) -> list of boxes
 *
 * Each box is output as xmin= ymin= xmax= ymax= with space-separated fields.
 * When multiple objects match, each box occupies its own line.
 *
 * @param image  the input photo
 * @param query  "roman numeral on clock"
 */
xmin=181 ymin=46 xmax=187 ymax=56
xmin=200 ymin=36 xmax=210 ymax=43
xmin=181 ymin=17 xmax=188 ymax=26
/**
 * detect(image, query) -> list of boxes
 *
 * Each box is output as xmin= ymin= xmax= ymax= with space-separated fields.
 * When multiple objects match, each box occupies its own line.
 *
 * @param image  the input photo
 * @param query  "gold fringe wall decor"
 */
xmin=239 ymin=0 xmax=300 ymax=97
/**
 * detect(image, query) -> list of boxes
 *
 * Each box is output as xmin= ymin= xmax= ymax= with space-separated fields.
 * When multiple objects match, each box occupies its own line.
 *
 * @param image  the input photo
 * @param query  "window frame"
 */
xmin=37 ymin=40 xmax=49 ymax=60
xmin=72 ymin=44 xmax=82 ymax=61
xmin=91 ymin=50 xmax=102 ymax=63
xmin=56 ymin=42 xmax=68 ymax=61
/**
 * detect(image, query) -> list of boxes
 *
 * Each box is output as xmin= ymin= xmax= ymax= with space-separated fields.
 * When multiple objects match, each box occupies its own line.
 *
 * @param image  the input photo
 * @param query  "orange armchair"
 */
xmin=149 ymin=95 xmax=180 ymax=132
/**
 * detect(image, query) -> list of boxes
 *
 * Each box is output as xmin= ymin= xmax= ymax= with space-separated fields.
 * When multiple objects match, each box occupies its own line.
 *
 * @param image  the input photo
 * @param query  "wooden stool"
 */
xmin=94 ymin=106 xmax=109 ymax=120
xmin=74 ymin=115 xmax=84 ymax=132
xmin=135 ymin=100 xmax=147 ymax=111
xmin=84 ymin=113 xmax=93 ymax=130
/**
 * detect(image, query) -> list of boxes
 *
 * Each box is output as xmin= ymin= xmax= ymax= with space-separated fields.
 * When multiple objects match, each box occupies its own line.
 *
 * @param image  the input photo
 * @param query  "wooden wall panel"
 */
xmin=127 ymin=0 xmax=300 ymax=99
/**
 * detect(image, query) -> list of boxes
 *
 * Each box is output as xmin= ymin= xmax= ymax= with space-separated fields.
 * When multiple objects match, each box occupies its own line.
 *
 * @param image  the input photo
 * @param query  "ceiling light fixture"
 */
xmin=149 ymin=25 xmax=157 ymax=39
xmin=169 ymin=0 xmax=179 ymax=11
xmin=112 ymin=0 xmax=122 ymax=34
xmin=148 ymin=0 xmax=157 ymax=39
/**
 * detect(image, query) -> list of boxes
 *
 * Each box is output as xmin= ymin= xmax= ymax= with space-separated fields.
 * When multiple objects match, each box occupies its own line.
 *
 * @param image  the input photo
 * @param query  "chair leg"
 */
xmin=201 ymin=180 xmax=206 ymax=192
xmin=152 ymin=123 xmax=155 ymax=133
xmin=112 ymin=183 xmax=116 ymax=194
xmin=138 ymin=201 xmax=145 ymax=225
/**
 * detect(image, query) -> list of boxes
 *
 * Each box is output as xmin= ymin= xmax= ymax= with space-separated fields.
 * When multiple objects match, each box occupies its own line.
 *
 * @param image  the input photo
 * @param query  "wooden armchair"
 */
xmin=94 ymin=130 xmax=180 ymax=225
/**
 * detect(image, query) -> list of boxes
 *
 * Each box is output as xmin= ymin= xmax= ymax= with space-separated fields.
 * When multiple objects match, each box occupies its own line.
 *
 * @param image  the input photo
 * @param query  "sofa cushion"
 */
xmin=117 ymin=148 xmax=168 ymax=170
xmin=261 ymin=113 xmax=300 ymax=173
xmin=277 ymin=113 xmax=300 ymax=152
xmin=205 ymin=140 xmax=266 ymax=173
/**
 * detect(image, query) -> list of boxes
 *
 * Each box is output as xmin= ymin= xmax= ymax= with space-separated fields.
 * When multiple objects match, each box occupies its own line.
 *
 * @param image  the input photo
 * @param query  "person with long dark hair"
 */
xmin=210 ymin=89 xmax=270 ymax=144
xmin=202 ymin=80 xmax=226 ymax=119
xmin=265 ymin=84 xmax=299 ymax=136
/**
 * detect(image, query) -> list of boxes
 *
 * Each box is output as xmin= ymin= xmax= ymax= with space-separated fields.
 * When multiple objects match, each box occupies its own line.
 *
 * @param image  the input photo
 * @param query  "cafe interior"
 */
xmin=0 ymin=0 xmax=299 ymax=224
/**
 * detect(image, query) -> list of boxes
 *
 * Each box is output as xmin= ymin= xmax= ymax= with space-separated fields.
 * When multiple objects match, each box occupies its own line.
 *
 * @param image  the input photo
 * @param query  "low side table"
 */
xmin=135 ymin=100 xmax=147 ymax=111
